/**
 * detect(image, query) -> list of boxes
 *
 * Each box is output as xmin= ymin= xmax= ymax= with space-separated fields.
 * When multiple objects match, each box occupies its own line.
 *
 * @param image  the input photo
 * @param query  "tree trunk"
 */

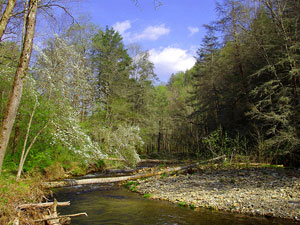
xmin=0 ymin=0 xmax=38 ymax=174
xmin=16 ymin=97 xmax=37 ymax=180
xmin=0 ymin=0 xmax=17 ymax=41
xmin=16 ymin=122 xmax=47 ymax=180
xmin=11 ymin=117 xmax=20 ymax=155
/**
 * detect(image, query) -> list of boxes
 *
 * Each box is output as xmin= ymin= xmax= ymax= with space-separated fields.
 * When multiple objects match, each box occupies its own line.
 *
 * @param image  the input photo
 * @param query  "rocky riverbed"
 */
xmin=135 ymin=166 xmax=300 ymax=221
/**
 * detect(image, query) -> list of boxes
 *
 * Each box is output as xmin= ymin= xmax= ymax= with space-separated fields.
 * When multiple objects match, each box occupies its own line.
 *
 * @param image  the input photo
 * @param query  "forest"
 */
xmin=0 ymin=0 xmax=300 ymax=182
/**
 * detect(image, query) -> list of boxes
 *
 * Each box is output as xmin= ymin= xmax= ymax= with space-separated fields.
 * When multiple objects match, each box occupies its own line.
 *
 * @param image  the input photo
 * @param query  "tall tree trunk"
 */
xmin=0 ymin=0 xmax=38 ymax=174
xmin=16 ymin=97 xmax=37 ymax=181
xmin=16 ymin=122 xmax=47 ymax=181
xmin=0 ymin=0 xmax=17 ymax=41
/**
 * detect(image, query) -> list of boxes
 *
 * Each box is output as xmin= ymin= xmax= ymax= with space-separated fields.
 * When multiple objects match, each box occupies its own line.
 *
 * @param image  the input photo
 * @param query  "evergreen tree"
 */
xmin=92 ymin=27 xmax=132 ymax=124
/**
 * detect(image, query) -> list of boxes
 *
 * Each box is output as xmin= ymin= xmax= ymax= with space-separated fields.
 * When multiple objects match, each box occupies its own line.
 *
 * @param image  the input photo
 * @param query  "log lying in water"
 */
xmin=44 ymin=155 xmax=225 ymax=188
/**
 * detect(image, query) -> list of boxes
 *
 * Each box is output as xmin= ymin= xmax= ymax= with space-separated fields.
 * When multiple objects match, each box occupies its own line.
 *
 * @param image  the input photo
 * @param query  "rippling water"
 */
xmin=53 ymin=183 xmax=294 ymax=225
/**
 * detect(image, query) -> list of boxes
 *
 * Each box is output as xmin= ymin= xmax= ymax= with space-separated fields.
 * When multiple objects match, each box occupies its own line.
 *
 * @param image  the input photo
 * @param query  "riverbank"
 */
xmin=135 ymin=165 xmax=300 ymax=221
xmin=0 ymin=173 xmax=48 ymax=224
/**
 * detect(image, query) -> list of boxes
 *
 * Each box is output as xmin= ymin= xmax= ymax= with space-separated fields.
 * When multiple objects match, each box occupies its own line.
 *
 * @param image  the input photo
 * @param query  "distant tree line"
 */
xmin=0 ymin=0 xmax=299 ymax=178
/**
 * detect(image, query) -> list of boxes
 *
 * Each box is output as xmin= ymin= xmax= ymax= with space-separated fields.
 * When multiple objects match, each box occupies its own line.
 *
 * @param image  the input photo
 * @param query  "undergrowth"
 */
xmin=0 ymin=172 xmax=48 ymax=225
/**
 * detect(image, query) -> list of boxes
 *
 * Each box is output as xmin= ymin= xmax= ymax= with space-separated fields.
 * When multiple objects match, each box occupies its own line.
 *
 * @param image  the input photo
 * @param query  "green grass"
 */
xmin=142 ymin=193 xmax=151 ymax=198
xmin=129 ymin=185 xmax=137 ymax=192
xmin=0 ymin=173 xmax=48 ymax=224
xmin=177 ymin=201 xmax=187 ymax=207
xmin=123 ymin=181 xmax=138 ymax=187
xmin=124 ymin=180 xmax=139 ymax=192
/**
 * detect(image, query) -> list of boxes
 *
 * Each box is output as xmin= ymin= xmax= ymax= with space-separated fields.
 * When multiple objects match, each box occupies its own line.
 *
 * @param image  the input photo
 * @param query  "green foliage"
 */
xmin=0 ymin=173 xmax=47 ymax=224
xmin=160 ymin=173 xmax=168 ymax=178
xmin=92 ymin=27 xmax=132 ymax=121
xmin=155 ymin=0 xmax=300 ymax=166
xmin=202 ymin=127 xmax=248 ymax=158
xmin=158 ymin=163 xmax=165 ymax=168
xmin=1 ymin=0 xmax=300 ymax=180
xmin=189 ymin=204 xmax=195 ymax=210
xmin=124 ymin=181 xmax=139 ymax=192
xmin=177 ymin=201 xmax=187 ymax=207
xmin=95 ymin=124 xmax=143 ymax=167
xmin=142 ymin=193 xmax=151 ymax=198
xmin=124 ymin=181 xmax=138 ymax=187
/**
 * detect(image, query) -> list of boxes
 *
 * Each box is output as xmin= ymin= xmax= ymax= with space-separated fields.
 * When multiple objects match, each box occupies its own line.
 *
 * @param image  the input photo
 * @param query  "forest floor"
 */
xmin=135 ymin=164 xmax=300 ymax=221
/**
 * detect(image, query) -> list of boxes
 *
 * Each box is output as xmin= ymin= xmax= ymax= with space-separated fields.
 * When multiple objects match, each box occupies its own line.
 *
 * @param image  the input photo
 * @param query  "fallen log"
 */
xmin=44 ymin=155 xmax=225 ymax=188
xmin=106 ymin=158 xmax=192 ymax=164
xmin=17 ymin=201 xmax=70 ymax=209
xmin=140 ymin=159 xmax=177 ymax=163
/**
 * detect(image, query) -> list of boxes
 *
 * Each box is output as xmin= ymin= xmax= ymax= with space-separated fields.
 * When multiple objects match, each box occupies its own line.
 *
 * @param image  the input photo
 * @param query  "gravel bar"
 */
xmin=135 ymin=167 xmax=300 ymax=221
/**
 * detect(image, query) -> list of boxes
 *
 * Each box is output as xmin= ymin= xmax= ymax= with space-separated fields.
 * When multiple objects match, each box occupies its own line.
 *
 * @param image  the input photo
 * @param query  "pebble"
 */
xmin=135 ymin=167 xmax=300 ymax=221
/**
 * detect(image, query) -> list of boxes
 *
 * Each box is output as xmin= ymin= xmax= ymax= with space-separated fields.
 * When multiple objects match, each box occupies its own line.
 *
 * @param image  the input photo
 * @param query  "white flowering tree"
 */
xmin=50 ymin=112 xmax=107 ymax=163
xmin=33 ymin=33 xmax=142 ymax=167
xmin=33 ymin=34 xmax=107 ymax=164
xmin=34 ymin=35 xmax=96 ymax=119
xmin=98 ymin=125 xmax=142 ymax=167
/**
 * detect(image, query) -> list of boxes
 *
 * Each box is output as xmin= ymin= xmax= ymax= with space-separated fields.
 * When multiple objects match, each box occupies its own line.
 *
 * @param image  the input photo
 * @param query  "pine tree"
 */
xmin=92 ymin=27 xmax=132 ymax=123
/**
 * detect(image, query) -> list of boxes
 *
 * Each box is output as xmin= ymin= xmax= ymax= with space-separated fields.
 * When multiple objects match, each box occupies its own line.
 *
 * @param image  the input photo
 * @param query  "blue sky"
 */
xmin=73 ymin=0 xmax=217 ymax=83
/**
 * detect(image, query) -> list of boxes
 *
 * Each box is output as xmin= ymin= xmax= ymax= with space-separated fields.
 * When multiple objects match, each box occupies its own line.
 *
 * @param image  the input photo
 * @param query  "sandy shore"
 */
xmin=135 ymin=166 xmax=300 ymax=221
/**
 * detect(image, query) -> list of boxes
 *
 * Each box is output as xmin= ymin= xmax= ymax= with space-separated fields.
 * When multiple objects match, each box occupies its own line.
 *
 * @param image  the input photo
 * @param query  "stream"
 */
xmin=53 ymin=172 xmax=295 ymax=225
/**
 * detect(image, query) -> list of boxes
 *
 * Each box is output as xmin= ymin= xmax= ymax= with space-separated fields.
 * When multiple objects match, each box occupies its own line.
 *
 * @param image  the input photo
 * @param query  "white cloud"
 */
xmin=149 ymin=47 xmax=196 ymax=82
xmin=113 ymin=20 xmax=131 ymax=35
xmin=188 ymin=26 xmax=199 ymax=36
xmin=131 ymin=24 xmax=170 ymax=41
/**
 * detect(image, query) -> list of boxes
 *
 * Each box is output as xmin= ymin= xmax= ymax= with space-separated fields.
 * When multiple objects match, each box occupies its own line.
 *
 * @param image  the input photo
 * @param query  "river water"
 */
xmin=53 ymin=183 xmax=295 ymax=225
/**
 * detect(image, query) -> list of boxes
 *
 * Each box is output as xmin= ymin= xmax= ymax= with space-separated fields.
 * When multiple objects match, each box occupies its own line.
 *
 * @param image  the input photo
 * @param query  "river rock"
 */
xmin=135 ymin=167 xmax=300 ymax=221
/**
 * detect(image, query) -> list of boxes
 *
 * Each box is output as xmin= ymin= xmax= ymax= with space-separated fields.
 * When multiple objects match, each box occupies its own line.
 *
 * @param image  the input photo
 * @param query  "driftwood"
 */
xmin=13 ymin=218 xmax=19 ymax=225
xmin=140 ymin=159 xmax=180 ymax=163
xmin=106 ymin=158 xmax=190 ymax=164
xmin=44 ymin=155 xmax=225 ymax=188
xmin=46 ymin=199 xmax=59 ymax=225
xmin=35 ymin=212 xmax=88 ymax=222
xmin=17 ymin=199 xmax=87 ymax=225
xmin=17 ymin=201 xmax=70 ymax=209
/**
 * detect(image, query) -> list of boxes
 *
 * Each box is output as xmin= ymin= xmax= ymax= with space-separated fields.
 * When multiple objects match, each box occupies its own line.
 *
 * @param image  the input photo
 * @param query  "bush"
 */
xmin=202 ymin=127 xmax=248 ymax=159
